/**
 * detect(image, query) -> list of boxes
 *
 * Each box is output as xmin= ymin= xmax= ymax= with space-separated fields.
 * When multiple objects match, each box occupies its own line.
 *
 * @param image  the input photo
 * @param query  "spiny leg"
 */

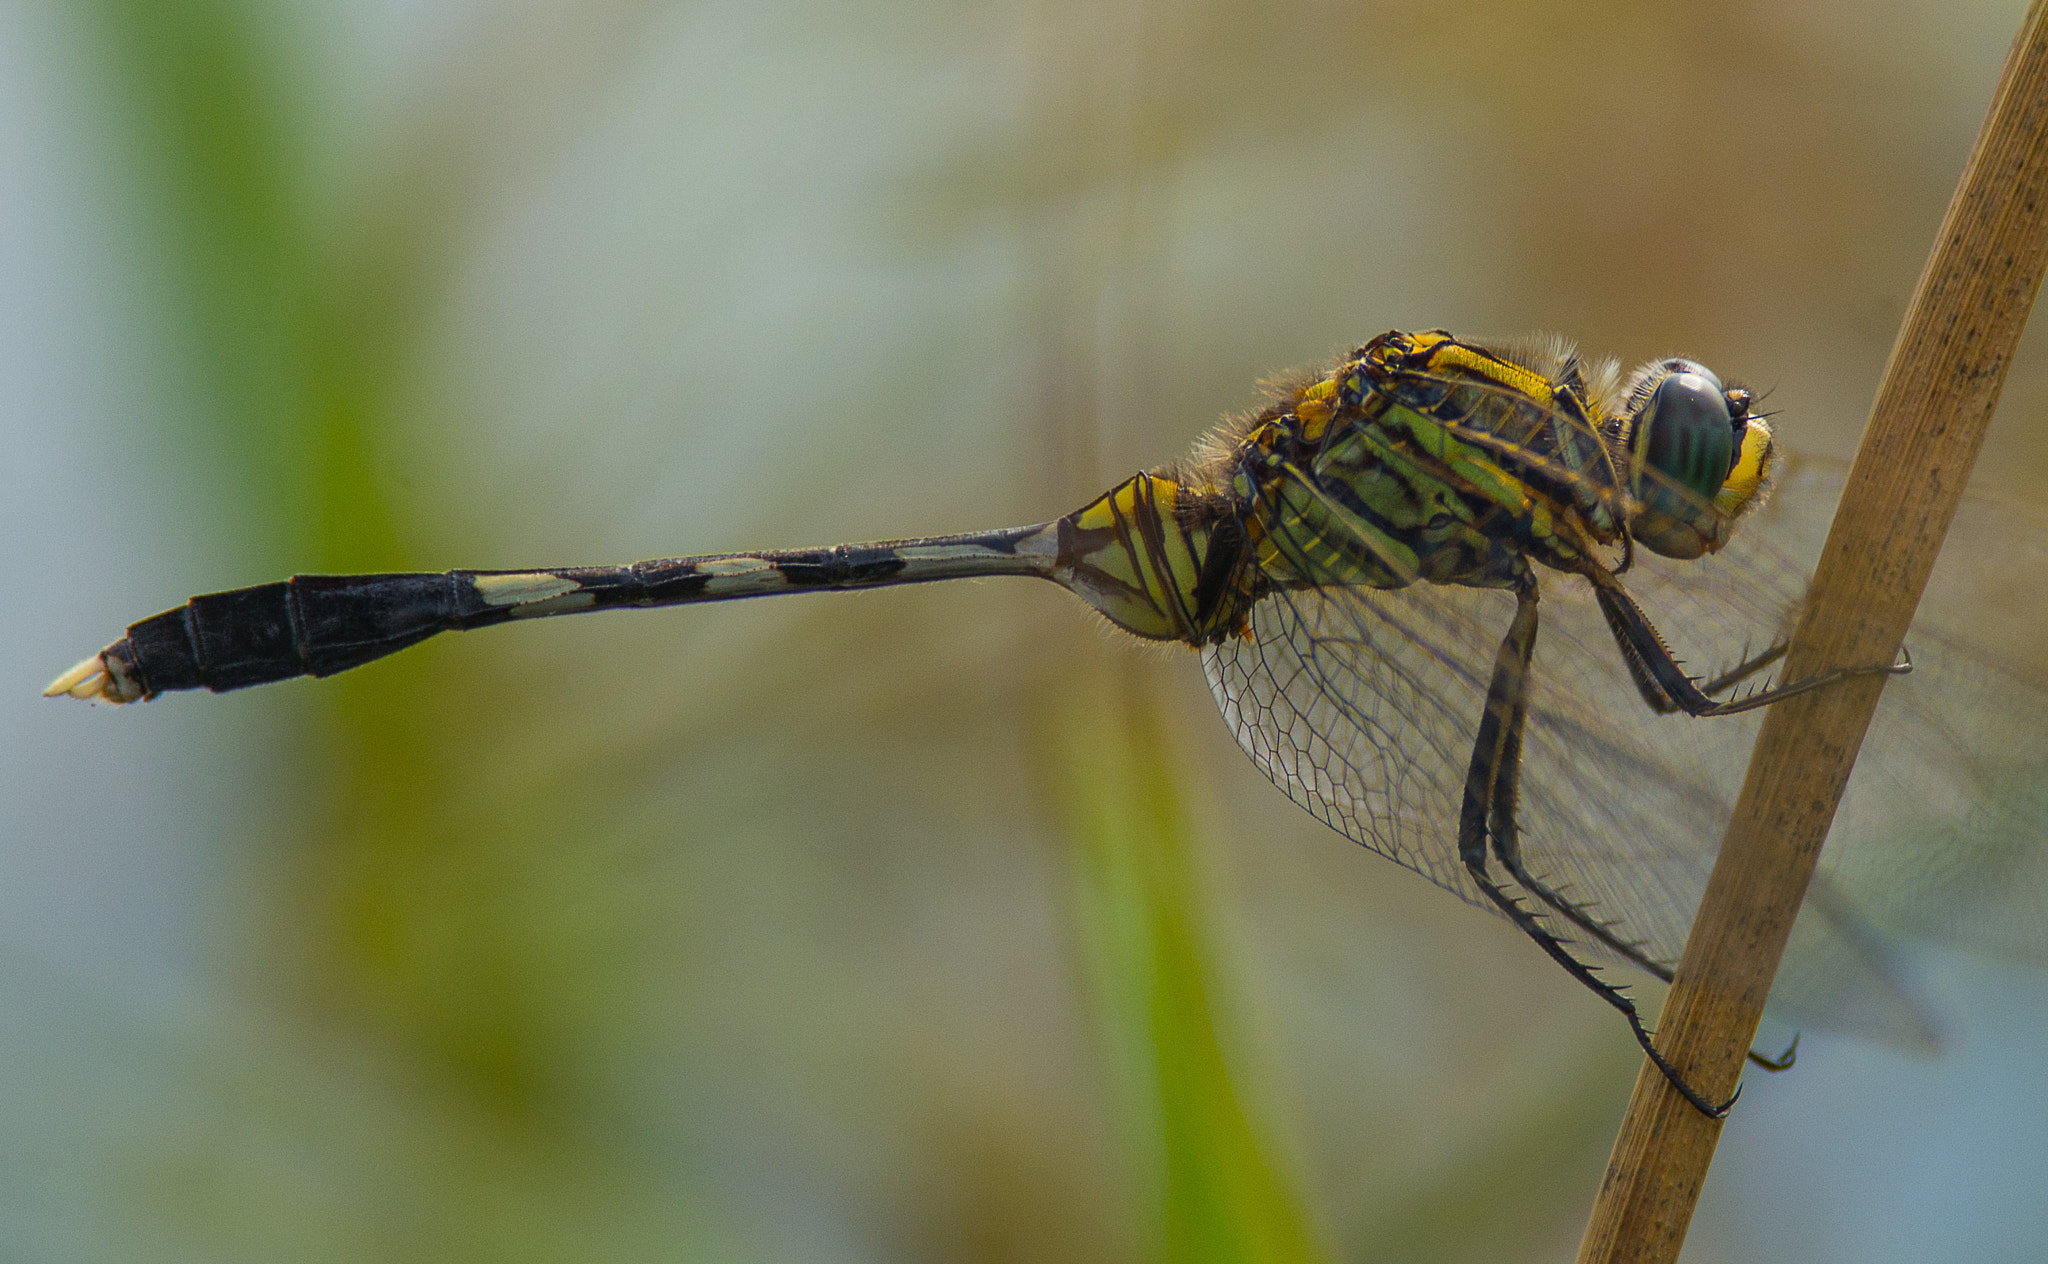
xmin=1474 ymin=588 xmax=1799 ymax=1074
xmin=1563 ymin=568 xmax=1841 ymax=1070
xmin=1605 ymin=635 xmax=1815 ymax=720
xmin=1456 ymin=578 xmax=1736 ymax=1118
xmin=1460 ymin=580 xmax=1643 ymax=966
xmin=1599 ymin=598 xmax=1681 ymax=714
xmin=1455 ymin=579 xmax=1541 ymax=876
xmin=1496 ymin=855 xmax=1795 ymax=1068
xmin=1697 ymin=641 xmax=1788 ymax=698
xmin=1616 ymin=637 xmax=1790 ymax=715
xmin=1485 ymin=644 xmax=1668 ymax=977
xmin=1497 ymin=865 xmax=1797 ymax=1072
xmin=1584 ymin=565 xmax=1908 ymax=718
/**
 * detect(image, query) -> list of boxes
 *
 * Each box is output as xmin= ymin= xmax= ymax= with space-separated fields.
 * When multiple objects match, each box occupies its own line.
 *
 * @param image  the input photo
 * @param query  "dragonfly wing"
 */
xmin=1202 ymin=576 xmax=1728 ymax=980
xmin=1565 ymin=454 xmax=2048 ymax=1042
xmin=1202 ymin=578 xmax=1524 ymax=914
xmin=1207 ymin=453 xmax=2048 ymax=1047
xmin=1838 ymin=627 xmax=2048 ymax=967
xmin=1749 ymin=463 xmax=2048 ymax=966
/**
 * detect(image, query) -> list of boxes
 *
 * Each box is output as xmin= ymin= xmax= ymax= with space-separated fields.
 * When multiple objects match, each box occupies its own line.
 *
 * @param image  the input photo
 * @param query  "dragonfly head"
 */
xmin=1619 ymin=358 xmax=1774 ymax=559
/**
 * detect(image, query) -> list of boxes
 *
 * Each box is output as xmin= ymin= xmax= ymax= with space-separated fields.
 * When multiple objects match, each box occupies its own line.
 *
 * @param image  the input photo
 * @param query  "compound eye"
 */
xmin=1638 ymin=361 xmax=1737 ymax=515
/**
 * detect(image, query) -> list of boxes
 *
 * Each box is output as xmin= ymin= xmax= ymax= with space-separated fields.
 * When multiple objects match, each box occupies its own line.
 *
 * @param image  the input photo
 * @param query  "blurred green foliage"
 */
xmin=1055 ymin=670 xmax=1328 ymax=1264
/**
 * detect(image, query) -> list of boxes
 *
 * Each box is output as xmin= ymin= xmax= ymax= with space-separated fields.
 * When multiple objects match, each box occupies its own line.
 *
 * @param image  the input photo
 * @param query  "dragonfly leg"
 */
xmin=1492 ymin=766 xmax=1803 ymax=1073
xmin=1478 ymin=578 xmax=1801 ymax=1076
xmin=1501 ymin=851 xmax=1800 ymax=1072
xmin=1748 ymin=1034 xmax=1799 ymax=1071
xmin=1697 ymin=641 xmax=1789 ymax=698
xmin=1458 ymin=578 xmax=1736 ymax=1118
xmin=1456 ymin=578 xmax=1540 ymax=873
xmin=1584 ymin=566 xmax=1908 ymax=717
xmin=1474 ymin=589 xmax=1670 ymax=973
xmin=1462 ymin=579 xmax=1662 ymax=972
xmin=1582 ymin=578 xmax=1685 ymax=715
xmin=1462 ymin=864 xmax=1737 ymax=1117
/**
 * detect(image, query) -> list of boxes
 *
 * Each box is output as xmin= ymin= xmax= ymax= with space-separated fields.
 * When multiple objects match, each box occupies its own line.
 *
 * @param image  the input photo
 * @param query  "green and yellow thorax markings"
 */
xmin=1049 ymin=328 xmax=1776 ymax=646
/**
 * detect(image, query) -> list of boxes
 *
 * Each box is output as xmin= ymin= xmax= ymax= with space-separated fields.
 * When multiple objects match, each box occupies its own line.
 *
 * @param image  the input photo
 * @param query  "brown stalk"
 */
xmin=1576 ymin=4 xmax=2048 ymax=1261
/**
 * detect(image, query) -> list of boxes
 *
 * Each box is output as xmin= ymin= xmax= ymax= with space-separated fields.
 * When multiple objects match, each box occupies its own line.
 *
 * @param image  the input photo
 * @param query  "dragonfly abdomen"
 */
xmin=1052 ymin=471 xmax=1259 ymax=645
xmin=49 ymin=529 xmax=1061 ymax=703
xmin=116 ymin=573 xmax=485 ymax=698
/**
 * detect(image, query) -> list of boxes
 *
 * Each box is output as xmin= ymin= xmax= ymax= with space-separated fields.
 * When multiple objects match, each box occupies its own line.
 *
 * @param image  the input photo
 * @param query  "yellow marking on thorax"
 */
xmin=1294 ymin=378 xmax=1339 ymax=441
xmin=1423 ymin=341 xmax=1557 ymax=408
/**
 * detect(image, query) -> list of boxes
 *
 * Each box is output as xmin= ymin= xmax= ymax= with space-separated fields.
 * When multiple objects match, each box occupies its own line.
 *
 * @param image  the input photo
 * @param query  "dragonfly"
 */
xmin=47 ymin=328 xmax=2047 ymax=1115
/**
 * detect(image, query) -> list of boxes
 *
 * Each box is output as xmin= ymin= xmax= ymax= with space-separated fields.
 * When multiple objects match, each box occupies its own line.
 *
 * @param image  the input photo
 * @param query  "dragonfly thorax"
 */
xmin=1043 ymin=332 xmax=1781 ymax=650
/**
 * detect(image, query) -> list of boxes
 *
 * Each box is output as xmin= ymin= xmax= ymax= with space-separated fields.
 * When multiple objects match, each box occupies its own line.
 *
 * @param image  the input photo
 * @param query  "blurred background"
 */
xmin=5 ymin=0 xmax=2047 ymax=1260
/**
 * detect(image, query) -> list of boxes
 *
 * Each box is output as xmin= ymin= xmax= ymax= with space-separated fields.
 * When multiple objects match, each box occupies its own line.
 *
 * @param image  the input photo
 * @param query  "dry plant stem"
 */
xmin=1577 ymin=4 xmax=2048 ymax=1261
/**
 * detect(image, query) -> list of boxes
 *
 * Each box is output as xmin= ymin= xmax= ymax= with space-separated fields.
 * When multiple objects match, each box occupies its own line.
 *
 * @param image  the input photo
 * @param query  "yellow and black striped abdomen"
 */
xmin=1052 ymin=472 xmax=1256 ymax=645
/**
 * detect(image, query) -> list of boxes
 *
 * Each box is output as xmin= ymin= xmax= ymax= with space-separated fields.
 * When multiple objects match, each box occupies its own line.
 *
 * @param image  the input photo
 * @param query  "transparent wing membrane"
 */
xmin=1209 ymin=455 xmax=2048 ymax=1046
